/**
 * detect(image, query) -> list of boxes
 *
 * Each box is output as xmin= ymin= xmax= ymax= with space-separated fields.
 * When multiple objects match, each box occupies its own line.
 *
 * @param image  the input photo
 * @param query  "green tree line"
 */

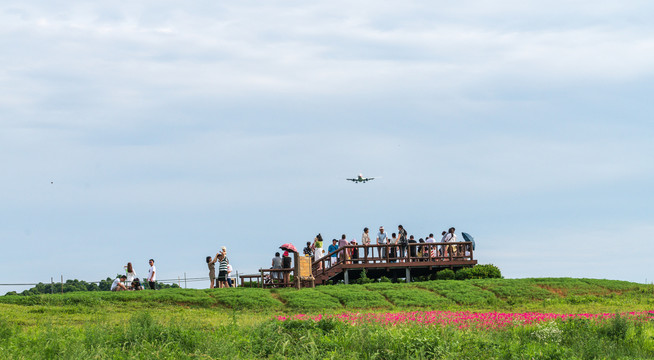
xmin=4 ymin=276 xmax=180 ymax=296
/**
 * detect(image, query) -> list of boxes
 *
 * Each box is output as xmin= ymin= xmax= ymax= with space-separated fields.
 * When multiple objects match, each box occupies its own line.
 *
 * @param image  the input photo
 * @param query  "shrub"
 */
xmin=470 ymin=264 xmax=502 ymax=279
xmin=437 ymin=269 xmax=455 ymax=280
xmin=455 ymin=268 xmax=473 ymax=280
xmin=355 ymin=270 xmax=374 ymax=285
xmin=379 ymin=276 xmax=391 ymax=283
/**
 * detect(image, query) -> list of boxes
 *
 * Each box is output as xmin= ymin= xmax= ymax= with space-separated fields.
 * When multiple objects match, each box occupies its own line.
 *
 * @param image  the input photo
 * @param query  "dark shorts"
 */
xmin=218 ymin=271 xmax=228 ymax=281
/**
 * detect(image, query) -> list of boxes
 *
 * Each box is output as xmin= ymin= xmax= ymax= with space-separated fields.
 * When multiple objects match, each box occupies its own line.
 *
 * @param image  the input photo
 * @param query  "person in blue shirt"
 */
xmin=327 ymin=239 xmax=339 ymax=267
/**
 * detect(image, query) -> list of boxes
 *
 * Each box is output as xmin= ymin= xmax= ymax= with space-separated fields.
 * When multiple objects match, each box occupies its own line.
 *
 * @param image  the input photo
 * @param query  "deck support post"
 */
xmin=405 ymin=267 xmax=411 ymax=283
xmin=344 ymin=269 xmax=349 ymax=285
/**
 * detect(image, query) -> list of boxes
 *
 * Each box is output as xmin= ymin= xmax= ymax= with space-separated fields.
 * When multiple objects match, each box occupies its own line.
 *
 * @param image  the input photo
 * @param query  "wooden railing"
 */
xmin=257 ymin=268 xmax=294 ymax=288
xmin=312 ymin=242 xmax=474 ymax=278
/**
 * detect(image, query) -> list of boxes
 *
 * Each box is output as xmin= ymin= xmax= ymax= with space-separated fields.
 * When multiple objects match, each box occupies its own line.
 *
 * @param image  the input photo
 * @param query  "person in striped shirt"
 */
xmin=217 ymin=253 xmax=229 ymax=288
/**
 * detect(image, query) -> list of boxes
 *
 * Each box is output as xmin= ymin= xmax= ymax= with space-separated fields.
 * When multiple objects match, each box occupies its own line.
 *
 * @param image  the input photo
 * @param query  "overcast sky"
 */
xmin=2 ymin=1 xmax=654 ymax=293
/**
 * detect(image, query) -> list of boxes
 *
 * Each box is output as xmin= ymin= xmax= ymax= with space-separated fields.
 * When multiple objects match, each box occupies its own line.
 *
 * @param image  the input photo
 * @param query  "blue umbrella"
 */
xmin=461 ymin=232 xmax=476 ymax=250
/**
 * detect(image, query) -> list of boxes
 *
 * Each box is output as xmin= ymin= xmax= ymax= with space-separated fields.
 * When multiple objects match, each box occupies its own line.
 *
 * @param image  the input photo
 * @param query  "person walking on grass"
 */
xmin=147 ymin=259 xmax=156 ymax=290
xmin=206 ymin=253 xmax=219 ymax=289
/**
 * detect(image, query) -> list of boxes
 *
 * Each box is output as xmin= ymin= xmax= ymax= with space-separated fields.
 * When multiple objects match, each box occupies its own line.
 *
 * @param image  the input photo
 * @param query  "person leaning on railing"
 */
xmin=361 ymin=227 xmax=371 ymax=258
xmin=376 ymin=226 xmax=387 ymax=259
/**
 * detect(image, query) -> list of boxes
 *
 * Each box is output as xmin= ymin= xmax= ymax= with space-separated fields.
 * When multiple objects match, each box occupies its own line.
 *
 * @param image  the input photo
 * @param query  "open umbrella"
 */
xmin=461 ymin=232 xmax=476 ymax=250
xmin=280 ymin=243 xmax=298 ymax=253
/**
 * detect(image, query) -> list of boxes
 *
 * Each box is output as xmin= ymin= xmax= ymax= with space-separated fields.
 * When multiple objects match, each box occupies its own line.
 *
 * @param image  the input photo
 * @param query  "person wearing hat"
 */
xmin=376 ymin=226 xmax=387 ymax=260
xmin=327 ymin=239 xmax=339 ymax=267
xmin=282 ymin=251 xmax=292 ymax=285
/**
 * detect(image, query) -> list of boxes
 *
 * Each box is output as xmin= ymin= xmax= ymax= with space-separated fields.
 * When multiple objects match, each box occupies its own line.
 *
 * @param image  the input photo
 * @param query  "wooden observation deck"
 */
xmin=312 ymin=242 xmax=477 ymax=285
xmin=247 ymin=242 xmax=476 ymax=288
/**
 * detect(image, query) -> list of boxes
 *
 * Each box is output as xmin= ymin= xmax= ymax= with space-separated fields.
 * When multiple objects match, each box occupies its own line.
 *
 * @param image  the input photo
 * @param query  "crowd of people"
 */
xmin=110 ymin=225 xmax=468 ymax=291
xmin=206 ymin=246 xmax=234 ymax=288
xmin=111 ymin=259 xmax=158 ymax=292
xmin=305 ymin=225 xmax=466 ymax=268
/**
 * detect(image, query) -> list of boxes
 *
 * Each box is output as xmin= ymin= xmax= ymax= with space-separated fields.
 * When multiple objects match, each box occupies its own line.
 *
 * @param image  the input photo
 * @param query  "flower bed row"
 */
xmin=276 ymin=310 xmax=654 ymax=329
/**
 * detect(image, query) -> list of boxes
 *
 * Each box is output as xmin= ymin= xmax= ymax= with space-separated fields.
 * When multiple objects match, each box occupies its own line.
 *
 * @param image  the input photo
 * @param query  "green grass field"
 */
xmin=1 ymin=278 xmax=654 ymax=359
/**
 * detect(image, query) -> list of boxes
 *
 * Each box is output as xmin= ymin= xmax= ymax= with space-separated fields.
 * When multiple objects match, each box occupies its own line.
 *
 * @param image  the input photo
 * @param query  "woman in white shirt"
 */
xmin=124 ymin=262 xmax=137 ymax=290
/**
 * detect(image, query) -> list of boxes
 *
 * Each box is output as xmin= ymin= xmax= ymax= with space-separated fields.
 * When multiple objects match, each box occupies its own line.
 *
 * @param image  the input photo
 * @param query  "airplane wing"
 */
xmin=346 ymin=179 xmax=357 ymax=182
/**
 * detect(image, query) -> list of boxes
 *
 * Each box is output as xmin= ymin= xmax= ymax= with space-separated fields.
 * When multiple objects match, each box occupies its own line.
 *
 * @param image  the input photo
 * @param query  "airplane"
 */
xmin=346 ymin=174 xmax=376 ymax=183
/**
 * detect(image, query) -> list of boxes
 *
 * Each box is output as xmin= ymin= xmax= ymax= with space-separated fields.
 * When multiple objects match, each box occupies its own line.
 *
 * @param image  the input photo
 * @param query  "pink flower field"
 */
xmin=276 ymin=310 xmax=654 ymax=329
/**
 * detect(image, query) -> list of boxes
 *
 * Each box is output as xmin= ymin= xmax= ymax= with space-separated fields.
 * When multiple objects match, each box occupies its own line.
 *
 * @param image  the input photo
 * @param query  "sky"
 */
xmin=2 ymin=1 xmax=654 ymax=294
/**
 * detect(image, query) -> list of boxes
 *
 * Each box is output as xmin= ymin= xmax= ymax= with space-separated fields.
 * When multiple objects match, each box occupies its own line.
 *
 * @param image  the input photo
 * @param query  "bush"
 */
xmin=355 ymin=270 xmax=374 ymax=285
xmin=437 ymin=269 xmax=455 ymax=280
xmin=471 ymin=264 xmax=502 ymax=279
xmin=455 ymin=268 xmax=473 ymax=280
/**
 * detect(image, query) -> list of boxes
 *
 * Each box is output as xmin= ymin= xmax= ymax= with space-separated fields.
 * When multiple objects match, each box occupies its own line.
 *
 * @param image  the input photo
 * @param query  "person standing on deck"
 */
xmin=376 ymin=226 xmax=387 ymax=260
xmin=444 ymin=227 xmax=457 ymax=260
xmin=389 ymin=233 xmax=398 ymax=263
xmin=397 ymin=225 xmax=408 ymax=261
xmin=313 ymin=234 xmax=325 ymax=270
xmin=361 ymin=227 xmax=371 ymax=260
xmin=282 ymin=251 xmax=292 ymax=286
xmin=147 ymin=259 xmax=156 ymax=290
xmin=425 ymin=233 xmax=436 ymax=259
xmin=350 ymin=239 xmax=359 ymax=264
xmin=303 ymin=242 xmax=313 ymax=257
xmin=328 ymin=239 xmax=339 ymax=267
xmin=338 ymin=235 xmax=350 ymax=264
xmin=439 ymin=231 xmax=448 ymax=257
xmin=408 ymin=235 xmax=418 ymax=261
xmin=272 ymin=252 xmax=283 ymax=282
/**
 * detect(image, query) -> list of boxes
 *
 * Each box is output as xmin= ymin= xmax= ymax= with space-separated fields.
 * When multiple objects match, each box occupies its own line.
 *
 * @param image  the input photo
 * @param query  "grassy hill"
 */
xmin=2 ymin=277 xmax=651 ymax=313
xmin=1 ymin=278 xmax=653 ymax=359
